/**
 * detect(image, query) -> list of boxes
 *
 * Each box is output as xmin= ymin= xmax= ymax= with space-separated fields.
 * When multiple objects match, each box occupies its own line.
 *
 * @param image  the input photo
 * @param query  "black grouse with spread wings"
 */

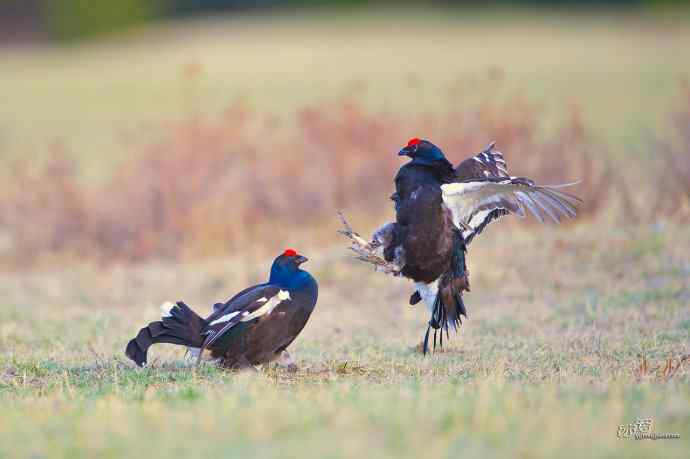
xmin=125 ymin=249 xmax=318 ymax=369
xmin=348 ymin=138 xmax=581 ymax=353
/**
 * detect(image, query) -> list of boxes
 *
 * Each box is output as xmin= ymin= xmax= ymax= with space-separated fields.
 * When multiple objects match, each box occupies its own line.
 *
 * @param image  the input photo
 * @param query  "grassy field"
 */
xmin=1 ymin=8 xmax=690 ymax=459
xmin=1 ymin=223 xmax=689 ymax=458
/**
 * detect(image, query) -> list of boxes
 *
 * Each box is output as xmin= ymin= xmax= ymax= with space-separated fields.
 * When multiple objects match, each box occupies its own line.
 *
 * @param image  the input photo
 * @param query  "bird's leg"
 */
xmin=337 ymin=211 xmax=402 ymax=275
xmin=275 ymin=350 xmax=298 ymax=373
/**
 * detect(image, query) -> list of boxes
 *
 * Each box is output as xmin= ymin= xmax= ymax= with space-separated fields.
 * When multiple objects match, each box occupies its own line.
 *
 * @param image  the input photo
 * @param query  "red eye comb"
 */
xmin=407 ymin=138 xmax=421 ymax=147
xmin=283 ymin=248 xmax=298 ymax=257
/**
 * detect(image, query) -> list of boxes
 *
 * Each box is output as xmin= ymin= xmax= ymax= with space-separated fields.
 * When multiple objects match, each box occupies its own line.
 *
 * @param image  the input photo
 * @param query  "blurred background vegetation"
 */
xmin=2 ymin=0 xmax=687 ymax=42
xmin=0 ymin=1 xmax=689 ymax=264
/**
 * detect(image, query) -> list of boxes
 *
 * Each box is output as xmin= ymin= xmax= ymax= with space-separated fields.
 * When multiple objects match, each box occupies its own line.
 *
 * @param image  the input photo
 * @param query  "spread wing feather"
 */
xmin=441 ymin=177 xmax=582 ymax=236
xmin=455 ymin=141 xmax=509 ymax=181
xmin=452 ymin=142 xmax=514 ymax=240
xmin=462 ymin=208 xmax=510 ymax=245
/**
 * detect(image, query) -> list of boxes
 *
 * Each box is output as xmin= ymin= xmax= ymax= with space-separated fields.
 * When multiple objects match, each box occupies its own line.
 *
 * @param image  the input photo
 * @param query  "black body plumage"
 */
xmin=387 ymin=142 xmax=470 ymax=352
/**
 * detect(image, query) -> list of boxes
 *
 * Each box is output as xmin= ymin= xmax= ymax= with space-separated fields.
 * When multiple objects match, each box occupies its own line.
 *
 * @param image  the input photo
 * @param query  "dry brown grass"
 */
xmin=3 ymin=82 xmax=689 ymax=265
xmin=612 ymin=83 xmax=690 ymax=224
xmin=1 ymin=89 xmax=616 ymax=265
xmin=651 ymin=83 xmax=690 ymax=220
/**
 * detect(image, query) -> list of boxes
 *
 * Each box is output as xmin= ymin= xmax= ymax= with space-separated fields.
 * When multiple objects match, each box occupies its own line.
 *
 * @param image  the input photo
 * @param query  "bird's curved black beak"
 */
xmin=398 ymin=147 xmax=410 ymax=156
xmin=295 ymin=255 xmax=308 ymax=266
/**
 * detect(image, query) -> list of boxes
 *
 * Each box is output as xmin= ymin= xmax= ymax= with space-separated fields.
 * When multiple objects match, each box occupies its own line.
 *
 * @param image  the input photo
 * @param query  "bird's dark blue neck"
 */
xmin=269 ymin=269 xmax=316 ymax=292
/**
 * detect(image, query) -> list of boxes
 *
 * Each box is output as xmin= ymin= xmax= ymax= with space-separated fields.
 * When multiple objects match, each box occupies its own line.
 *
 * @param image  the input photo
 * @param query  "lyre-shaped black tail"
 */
xmin=125 ymin=301 xmax=206 ymax=367
xmin=422 ymin=230 xmax=469 ymax=355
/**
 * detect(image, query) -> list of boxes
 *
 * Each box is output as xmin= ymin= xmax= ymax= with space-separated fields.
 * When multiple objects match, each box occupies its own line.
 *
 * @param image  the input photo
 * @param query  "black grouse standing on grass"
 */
xmin=340 ymin=138 xmax=581 ymax=353
xmin=125 ymin=249 xmax=318 ymax=369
